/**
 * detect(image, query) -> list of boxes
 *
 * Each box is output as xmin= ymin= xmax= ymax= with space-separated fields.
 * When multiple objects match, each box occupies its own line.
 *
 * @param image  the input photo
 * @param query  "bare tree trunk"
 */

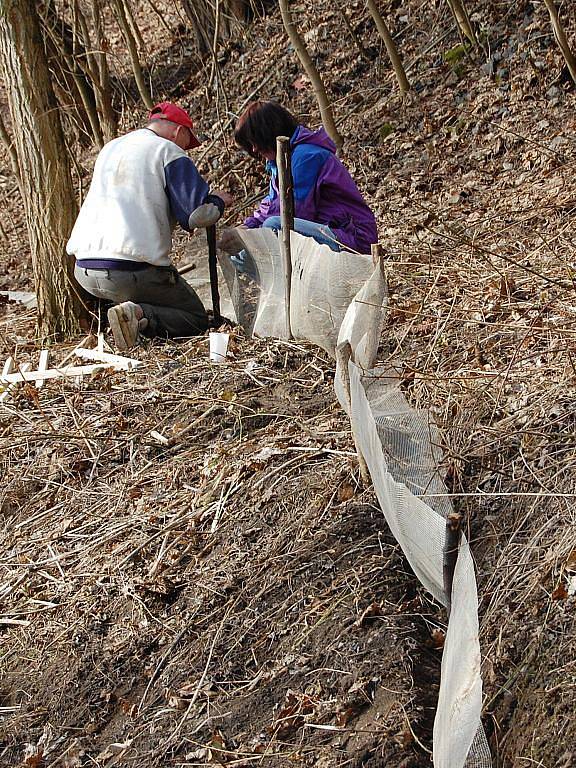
xmin=543 ymin=0 xmax=576 ymax=86
xmin=208 ymin=0 xmax=222 ymax=91
xmin=180 ymin=0 xmax=248 ymax=55
xmin=278 ymin=0 xmax=343 ymax=151
xmin=366 ymin=0 xmax=410 ymax=95
xmin=110 ymin=0 xmax=153 ymax=109
xmin=83 ymin=0 xmax=117 ymax=141
xmin=39 ymin=0 xmax=118 ymax=146
xmin=0 ymin=0 xmax=86 ymax=338
xmin=39 ymin=0 xmax=103 ymax=145
xmin=446 ymin=0 xmax=477 ymax=46
xmin=0 ymin=110 xmax=21 ymax=190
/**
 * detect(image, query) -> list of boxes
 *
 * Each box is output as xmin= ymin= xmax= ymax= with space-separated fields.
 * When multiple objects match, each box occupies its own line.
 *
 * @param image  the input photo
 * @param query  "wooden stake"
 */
xmin=371 ymin=242 xmax=384 ymax=267
xmin=336 ymin=342 xmax=371 ymax=485
xmin=443 ymin=511 xmax=463 ymax=616
xmin=36 ymin=350 xmax=50 ymax=389
xmin=276 ymin=136 xmax=294 ymax=339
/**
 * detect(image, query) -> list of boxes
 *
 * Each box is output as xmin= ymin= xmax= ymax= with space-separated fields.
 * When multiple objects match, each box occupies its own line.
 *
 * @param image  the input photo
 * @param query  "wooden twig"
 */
xmin=110 ymin=0 xmax=153 ymax=109
xmin=207 ymin=0 xmax=221 ymax=92
xmin=88 ymin=0 xmax=117 ymax=141
xmin=41 ymin=2 xmax=104 ymax=147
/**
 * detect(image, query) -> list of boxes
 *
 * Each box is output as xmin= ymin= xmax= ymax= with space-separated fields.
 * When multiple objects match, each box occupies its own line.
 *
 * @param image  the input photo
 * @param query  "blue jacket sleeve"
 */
xmin=291 ymin=145 xmax=328 ymax=221
xmin=164 ymin=156 xmax=212 ymax=231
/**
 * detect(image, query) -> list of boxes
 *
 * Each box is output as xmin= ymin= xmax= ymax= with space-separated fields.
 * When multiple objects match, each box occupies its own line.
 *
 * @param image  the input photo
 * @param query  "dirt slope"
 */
xmin=2 ymin=0 xmax=576 ymax=766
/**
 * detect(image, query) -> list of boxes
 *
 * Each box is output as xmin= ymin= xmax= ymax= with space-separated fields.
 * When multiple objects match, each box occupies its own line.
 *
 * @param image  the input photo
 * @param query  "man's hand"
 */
xmin=212 ymin=190 xmax=234 ymax=207
xmin=188 ymin=202 xmax=221 ymax=229
xmin=218 ymin=226 xmax=246 ymax=253
xmin=188 ymin=191 xmax=234 ymax=230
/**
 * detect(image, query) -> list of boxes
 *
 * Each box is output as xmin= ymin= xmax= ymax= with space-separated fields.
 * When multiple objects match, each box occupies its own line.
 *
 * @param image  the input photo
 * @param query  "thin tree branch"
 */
xmin=110 ymin=0 xmax=153 ymax=108
xmin=278 ymin=0 xmax=342 ymax=151
xmin=543 ymin=0 xmax=576 ymax=86
xmin=366 ymin=0 xmax=410 ymax=95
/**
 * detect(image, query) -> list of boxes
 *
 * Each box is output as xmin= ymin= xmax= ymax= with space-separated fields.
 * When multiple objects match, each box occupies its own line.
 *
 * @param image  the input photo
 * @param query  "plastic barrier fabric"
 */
xmin=219 ymin=228 xmax=491 ymax=768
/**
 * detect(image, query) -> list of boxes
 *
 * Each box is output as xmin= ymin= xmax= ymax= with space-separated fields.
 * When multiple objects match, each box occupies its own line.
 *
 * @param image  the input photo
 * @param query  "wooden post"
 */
xmin=336 ymin=342 xmax=371 ymax=485
xmin=443 ymin=511 xmax=463 ymax=616
xmin=276 ymin=136 xmax=294 ymax=339
xmin=371 ymin=242 xmax=384 ymax=267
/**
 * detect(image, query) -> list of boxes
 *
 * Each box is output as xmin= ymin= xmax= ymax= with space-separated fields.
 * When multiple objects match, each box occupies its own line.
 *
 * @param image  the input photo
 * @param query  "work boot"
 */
xmin=107 ymin=301 xmax=147 ymax=350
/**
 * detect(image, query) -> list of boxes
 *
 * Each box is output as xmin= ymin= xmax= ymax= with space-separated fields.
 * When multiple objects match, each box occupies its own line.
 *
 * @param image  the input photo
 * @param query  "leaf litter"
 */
xmin=2 ymin=0 xmax=576 ymax=766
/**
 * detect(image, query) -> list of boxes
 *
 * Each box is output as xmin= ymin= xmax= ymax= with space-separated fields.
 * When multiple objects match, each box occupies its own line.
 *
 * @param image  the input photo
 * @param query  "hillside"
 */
xmin=2 ymin=1 xmax=576 ymax=766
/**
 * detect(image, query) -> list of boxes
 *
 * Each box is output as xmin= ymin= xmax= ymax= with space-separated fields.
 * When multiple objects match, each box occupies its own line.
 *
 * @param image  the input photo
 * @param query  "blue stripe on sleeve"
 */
xmin=291 ymin=144 xmax=330 ymax=201
xmin=164 ymin=156 xmax=210 ymax=230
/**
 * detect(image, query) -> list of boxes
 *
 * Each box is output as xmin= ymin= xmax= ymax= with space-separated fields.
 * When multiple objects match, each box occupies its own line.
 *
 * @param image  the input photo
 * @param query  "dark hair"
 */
xmin=234 ymin=101 xmax=299 ymax=157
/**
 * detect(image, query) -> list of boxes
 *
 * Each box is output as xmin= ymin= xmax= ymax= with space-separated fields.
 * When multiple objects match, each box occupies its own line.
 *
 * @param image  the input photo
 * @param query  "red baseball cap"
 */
xmin=148 ymin=102 xmax=201 ymax=149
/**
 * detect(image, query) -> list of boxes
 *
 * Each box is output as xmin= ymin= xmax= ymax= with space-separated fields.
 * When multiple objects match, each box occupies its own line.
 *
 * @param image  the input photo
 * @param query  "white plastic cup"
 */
xmin=209 ymin=332 xmax=229 ymax=363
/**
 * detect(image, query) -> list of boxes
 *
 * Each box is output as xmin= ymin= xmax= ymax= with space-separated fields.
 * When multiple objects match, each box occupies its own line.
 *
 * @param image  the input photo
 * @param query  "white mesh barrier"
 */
xmin=346 ymin=365 xmax=486 ymax=767
xmin=434 ymin=535 xmax=483 ymax=768
xmin=219 ymin=228 xmax=491 ymax=768
xmin=289 ymin=232 xmax=376 ymax=356
xmin=363 ymin=369 xmax=454 ymax=521
xmin=220 ymin=229 xmax=376 ymax=355
xmin=336 ymin=256 xmax=387 ymax=369
xmin=233 ymin=227 xmax=290 ymax=338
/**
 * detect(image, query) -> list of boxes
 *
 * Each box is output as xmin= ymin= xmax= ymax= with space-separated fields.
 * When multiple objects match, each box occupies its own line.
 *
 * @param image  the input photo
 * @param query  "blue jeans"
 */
xmin=262 ymin=217 xmax=341 ymax=251
xmin=230 ymin=218 xmax=341 ymax=277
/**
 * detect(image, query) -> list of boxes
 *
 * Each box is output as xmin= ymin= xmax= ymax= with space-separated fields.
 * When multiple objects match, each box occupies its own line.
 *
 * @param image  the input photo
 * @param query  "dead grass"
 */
xmin=2 ymin=0 xmax=576 ymax=765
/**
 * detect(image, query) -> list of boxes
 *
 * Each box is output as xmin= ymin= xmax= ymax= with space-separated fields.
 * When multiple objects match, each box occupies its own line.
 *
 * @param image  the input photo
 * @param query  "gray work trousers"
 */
xmin=74 ymin=263 xmax=209 ymax=338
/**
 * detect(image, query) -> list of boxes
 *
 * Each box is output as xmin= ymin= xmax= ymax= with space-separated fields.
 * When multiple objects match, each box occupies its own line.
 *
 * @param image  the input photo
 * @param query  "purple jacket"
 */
xmin=244 ymin=126 xmax=377 ymax=254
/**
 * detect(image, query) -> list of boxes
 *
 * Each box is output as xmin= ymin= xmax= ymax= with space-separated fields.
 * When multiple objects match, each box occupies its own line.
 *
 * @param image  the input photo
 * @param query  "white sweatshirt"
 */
xmin=67 ymin=129 xmax=221 ymax=267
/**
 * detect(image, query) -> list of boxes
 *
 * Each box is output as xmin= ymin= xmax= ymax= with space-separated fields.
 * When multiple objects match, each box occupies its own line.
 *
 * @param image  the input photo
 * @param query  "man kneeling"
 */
xmin=67 ymin=102 xmax=232 ymax=350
